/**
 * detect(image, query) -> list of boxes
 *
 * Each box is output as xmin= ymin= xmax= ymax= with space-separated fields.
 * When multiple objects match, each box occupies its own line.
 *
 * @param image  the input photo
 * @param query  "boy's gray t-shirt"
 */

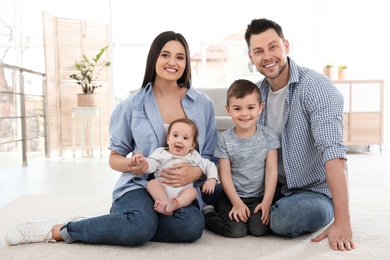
xmin=214 ymin=125 xmax=280 ymax=198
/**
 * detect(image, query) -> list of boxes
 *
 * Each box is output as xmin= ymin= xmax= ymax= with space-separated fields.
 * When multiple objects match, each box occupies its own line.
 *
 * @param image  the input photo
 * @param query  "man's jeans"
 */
xmin=270 ymin=186 xmax=334 ymax=237
xmin=60 ymin=188 xmax=205 ymax=245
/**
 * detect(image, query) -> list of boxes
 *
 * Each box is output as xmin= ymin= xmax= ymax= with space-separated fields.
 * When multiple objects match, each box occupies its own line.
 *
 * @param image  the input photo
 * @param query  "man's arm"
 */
xmin=312 ymin=158 xmax=355 ymax=251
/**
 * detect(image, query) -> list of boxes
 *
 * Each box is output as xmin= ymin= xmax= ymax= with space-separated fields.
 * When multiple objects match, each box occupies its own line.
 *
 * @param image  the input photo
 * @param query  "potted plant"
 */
xmin=323 ymin=64 xmax=334 ymax=79
xmin=69 ymin=45 xmax=111 ymax=106
xmin=338 ymin=65 xmax=347 ymax=80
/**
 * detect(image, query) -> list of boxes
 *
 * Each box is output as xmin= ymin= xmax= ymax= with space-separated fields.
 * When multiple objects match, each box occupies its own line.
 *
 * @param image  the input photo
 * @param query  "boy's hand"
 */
xmin=229 ymin=202 xmax=250 ymax=223
xmin=254 ymin=202 xmax=271 ymax=225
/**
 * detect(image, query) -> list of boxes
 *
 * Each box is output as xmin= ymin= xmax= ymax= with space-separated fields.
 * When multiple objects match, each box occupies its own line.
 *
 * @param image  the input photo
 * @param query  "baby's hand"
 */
xmin=127 ymin=152 xmax=148 ymax=175
xmin=132 ymin=152 xmax=145 ymax=165
xmin=202 ymin=178 xmax=217 ymax=194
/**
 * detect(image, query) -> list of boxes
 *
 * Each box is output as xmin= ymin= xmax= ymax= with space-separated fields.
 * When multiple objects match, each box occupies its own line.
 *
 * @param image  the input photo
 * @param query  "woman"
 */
xmin=6 ymin=31 xmax=219 ymax=246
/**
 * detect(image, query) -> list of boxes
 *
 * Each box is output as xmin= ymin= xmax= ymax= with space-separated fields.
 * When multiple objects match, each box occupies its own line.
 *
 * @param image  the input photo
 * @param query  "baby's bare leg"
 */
xmin=147 ymin=179 xmax=170 ymax=214
xmin=165 ymin=197 xmax=180 ymax=214
xmin=166 ymin=187 xmax=198 ymax=214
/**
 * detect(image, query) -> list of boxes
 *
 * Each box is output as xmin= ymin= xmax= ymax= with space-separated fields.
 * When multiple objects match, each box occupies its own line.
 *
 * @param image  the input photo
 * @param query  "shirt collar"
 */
xmin=144 ymin=82 xmax=193 ymax=99
xmin=287 ymin=57 xmax=300 ymax=86
xmin=144 ymin=82 xmax=153 ymax=94
xmin=183 ymin=85 xmax=196 ymax=101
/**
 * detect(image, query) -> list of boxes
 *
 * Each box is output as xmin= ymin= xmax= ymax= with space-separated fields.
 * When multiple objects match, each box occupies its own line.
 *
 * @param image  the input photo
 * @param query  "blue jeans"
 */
xmin=270 ymin=186 xmax=334 ymax=237
xmin=60 ymin=188 xmax=205 ymax=245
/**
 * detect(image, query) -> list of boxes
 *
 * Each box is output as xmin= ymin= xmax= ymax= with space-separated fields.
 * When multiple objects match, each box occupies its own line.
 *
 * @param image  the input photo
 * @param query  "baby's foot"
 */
xmin=165 ymin=197 xmax=180 ymax=214
xmin=154 ymin=200 xmax=171 ymax=215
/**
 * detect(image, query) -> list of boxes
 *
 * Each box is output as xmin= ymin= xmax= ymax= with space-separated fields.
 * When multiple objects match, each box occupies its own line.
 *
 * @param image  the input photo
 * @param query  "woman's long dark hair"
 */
xmin=141 ymin=31 xmax=191 ymax=88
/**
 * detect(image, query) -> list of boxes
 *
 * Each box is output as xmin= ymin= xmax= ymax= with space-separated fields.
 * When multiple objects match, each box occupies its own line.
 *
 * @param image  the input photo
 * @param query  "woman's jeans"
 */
xmin=270 ymin=185 xmax=334 ymax=237
xmin=205 ymin=192 xmax=271 ymax=238
xmin=59 ymin=188 xmax=205 ymax=245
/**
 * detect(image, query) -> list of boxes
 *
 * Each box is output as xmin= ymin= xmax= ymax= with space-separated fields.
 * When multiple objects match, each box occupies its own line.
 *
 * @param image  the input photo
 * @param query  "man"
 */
xmin=244 ymin=18 xmax=355 ymax=251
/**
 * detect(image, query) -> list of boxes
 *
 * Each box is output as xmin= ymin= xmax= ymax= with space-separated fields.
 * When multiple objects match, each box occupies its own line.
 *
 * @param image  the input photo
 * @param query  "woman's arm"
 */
xmin=200 ymin=97 xmax=219 ymax=164
xmin=109 ymin=150 xmax=148 ymax=175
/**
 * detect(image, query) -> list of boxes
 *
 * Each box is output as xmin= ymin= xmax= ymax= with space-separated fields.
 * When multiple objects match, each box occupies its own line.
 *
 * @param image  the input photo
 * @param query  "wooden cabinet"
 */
xmin=334 ymin=80 xmax=384 ymax=152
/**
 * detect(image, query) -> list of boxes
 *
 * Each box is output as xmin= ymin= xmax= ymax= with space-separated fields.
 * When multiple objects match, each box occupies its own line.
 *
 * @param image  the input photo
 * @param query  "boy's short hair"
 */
xmin=226 ymin=79 xmax=262 ymax=106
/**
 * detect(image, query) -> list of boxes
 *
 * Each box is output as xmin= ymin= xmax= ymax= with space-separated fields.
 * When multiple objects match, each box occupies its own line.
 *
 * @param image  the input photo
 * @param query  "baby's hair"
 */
xmin=226 ymin=79 xmax=262 ymax=106
xmin=167 ymin=118 xmax=199 ymax=146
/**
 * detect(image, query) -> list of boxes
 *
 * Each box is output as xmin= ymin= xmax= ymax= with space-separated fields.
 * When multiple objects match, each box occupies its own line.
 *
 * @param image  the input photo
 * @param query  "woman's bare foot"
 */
xmin=165 ymin=197 xmax=180 ymax=214
xmin=154 ymin=200 xmax=171 ymax=215
xmin=51 ymin=224 xmax=63 ymax=241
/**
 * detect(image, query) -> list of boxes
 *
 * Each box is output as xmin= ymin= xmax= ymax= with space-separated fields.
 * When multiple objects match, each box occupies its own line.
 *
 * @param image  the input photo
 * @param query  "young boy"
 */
xmin=131 ymin=118 xmax=219 ymax=216
xmin=205 ymin=79 xmax=280 ymax=238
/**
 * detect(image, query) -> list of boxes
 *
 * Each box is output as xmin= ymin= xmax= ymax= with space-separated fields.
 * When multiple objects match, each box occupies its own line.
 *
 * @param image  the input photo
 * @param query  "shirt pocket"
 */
xmin=131 ymin=110 xmax=158 ymax=156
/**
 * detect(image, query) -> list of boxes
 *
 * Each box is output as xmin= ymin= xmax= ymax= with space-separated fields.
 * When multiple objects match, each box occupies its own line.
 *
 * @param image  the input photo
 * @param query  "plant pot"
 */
xmin=323 ymin=67 xmax=334 ymax=79
xmin=77 ymin=93 xmax=97 ymax=107
xmin=338 ymin=69 xmax=346 ymax=80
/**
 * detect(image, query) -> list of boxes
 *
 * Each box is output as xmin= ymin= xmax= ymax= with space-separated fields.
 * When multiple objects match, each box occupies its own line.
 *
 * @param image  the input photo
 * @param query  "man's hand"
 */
xmin=312 ymin=222 xmax=355 ymax=251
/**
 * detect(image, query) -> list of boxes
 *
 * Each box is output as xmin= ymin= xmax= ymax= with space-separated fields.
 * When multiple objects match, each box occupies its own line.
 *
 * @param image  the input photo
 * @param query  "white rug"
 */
xmin=0 ymin=190 xmax=389 ymax=260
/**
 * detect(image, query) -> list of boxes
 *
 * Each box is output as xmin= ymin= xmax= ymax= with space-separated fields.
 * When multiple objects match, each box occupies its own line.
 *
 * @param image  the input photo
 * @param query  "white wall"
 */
xmin=109 ymin=0 xmax=389 ymax=151
xmin=2 ymin=0 xmax=388 ymax=151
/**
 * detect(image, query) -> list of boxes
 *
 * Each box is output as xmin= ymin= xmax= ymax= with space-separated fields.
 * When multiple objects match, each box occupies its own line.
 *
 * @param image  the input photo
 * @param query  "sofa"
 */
xmin=196 ymin=88 xmax=234 ymax=133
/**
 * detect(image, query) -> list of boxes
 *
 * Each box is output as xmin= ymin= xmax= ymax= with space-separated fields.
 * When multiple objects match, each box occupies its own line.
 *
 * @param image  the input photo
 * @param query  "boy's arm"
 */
xmin=219 ymin=159 xmax=239 ymax=204
xmin=262 ymin=149 xmax=278 ymax=206
xmin=219 ymin=158 xmax=250 ymax=222
xmin=254 ymin=149 xmax=278 ymax=225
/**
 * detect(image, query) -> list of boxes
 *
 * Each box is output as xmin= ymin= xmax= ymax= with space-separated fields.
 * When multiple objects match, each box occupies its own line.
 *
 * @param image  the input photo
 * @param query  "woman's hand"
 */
xmin=126 ymin=152 xmax=149 ymax=175
xmin=159 ymin=162 xmax=202 ymax=187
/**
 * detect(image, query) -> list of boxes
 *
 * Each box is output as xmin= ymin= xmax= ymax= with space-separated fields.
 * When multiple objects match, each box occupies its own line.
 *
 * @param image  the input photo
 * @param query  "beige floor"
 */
xmin=0 ymin=145 xmax=388 ymax=209
xmin=0 ymin=150 xmax=119 ymax=209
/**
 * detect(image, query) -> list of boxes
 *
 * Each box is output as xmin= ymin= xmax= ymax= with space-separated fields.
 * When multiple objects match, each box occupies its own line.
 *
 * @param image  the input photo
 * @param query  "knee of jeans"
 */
xmin=184 ymin=225 xmax=204 ymax=242
xmin=119 ymin=221 xmax=157 ymax=246
xmin=270 ymin=196 xmax=333 ymax=237
xmin=270 ymin=220 xmax=297 ymax=237
xmin=270 ymin=205 xmax=298 ymax=237
xmin=183 ymin=213 xmax=205 ymax=242
xmin=228 ymin=227 xmax=247 ymax=238
xmin=249 ymin=225 xmax=271 ymax=237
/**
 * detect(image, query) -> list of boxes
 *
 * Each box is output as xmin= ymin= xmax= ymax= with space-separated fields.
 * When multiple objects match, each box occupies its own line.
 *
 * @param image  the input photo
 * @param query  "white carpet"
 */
xmin=0 ymin=190 xmax=389 ymax=260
